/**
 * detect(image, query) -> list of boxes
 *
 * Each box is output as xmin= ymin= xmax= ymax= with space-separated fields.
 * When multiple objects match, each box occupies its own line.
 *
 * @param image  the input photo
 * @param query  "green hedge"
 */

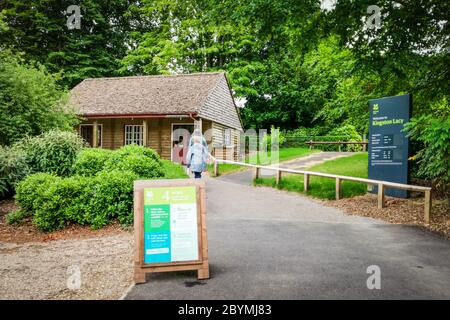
xmin=15 ymin=145 xmax=187 ymax=231
xmin=16 ymin=170 xmax=137 ymax=231
xmin=73 ymin=148 xmax=113 ymax=176
xmin=104 ymin=144 xmax=164 ymax=178
xmin=15 ymin=172 xmax=60 ymax=212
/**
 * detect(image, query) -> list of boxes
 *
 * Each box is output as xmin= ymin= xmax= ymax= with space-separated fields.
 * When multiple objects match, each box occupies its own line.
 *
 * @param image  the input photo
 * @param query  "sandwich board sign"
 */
xmin=368 ymin=94 xmax=412 ymax=198
xmin=133 ymin=179 xmax=209 ymax=283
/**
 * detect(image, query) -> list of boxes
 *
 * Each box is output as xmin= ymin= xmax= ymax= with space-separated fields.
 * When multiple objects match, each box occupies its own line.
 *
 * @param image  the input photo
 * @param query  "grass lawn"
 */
xmin=255 ymin=153 xmax=368 ymax=200
xmin=208 ymin=147 xmax=318 ymax=176
xmin=161 ymin=159 xmax=189 ymax=179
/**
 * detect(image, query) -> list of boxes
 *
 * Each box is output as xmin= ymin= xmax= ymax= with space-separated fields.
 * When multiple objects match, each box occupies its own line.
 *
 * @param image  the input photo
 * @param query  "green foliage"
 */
xmin=329 ymin=0 xmax=449 ymax=118
xmin=405 ymin=98 xmax=450 ymax=199
xmin=18 ymin=130 xmax=84 ymax=177
xmin=74 ymin=148 xmax=113 ymax=176
xmin=6 ymin=209 xmax=30 ymax=225
xmin=0 ymin=50 xmax=78 ymax=145
xmin=15 ymin=172 xmax=61 ymax=212
xmin=0 ymin=145 xmax=30 ymax=198
xmin=263 ymin=127 xmax=286 ymax=150
xmin=0 ymin=1 xmax=148 ymax=88
xmin=14 ymin=149 xmax=187 ymax=231
xmin=104 ymin=144 xmax=164 ymax=178
xmin=18 ymin=170 xmax=137 ymax=231
xmin=329 ymin=125 xmax=362 ymax=152
xmin=84 ymin=170 xmax=137 ymax=228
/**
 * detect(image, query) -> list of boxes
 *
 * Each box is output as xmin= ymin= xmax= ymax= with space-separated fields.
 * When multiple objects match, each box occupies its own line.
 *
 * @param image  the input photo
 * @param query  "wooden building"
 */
xmin=70 ymin=72 xmax=243 ymax=162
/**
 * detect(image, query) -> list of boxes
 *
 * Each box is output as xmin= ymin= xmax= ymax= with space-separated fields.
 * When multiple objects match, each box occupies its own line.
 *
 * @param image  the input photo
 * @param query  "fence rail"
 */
xmin=305 ymin=140 xmax=368 ymax=151
xmin=209 ymin=154 xmax=432 ymax=224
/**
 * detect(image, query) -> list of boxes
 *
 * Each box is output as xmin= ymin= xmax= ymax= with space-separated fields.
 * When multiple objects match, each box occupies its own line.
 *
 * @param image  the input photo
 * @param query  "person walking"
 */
xmin=186 ymin=129 xmax=208 ymax=179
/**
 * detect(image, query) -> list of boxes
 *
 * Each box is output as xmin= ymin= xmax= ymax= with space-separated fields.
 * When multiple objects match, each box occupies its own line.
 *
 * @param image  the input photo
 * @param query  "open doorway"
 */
xmin=171 ymin=124 xmax=194 ymax=164
xmin=79 ymin=124 xmax=102 ymax=147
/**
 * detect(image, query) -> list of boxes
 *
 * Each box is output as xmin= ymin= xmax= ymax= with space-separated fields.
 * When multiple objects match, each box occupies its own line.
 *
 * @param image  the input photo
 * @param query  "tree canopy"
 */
xmin=0 ymin=0 xmax=448 ymax=133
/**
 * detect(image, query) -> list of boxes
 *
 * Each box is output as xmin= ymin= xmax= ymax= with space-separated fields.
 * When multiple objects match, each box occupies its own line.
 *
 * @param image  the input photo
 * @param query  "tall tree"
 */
xmin=328 ymin=0 xmax=450 ymax=114
xmin=0 ymin=0 xmax=148 ymax=88
xmin=0 ymin=50 xmax=77 ymax=145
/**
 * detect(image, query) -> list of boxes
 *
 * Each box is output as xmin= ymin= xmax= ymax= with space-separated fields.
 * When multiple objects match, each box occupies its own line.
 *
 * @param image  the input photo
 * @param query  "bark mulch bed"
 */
xmin=323 ymin=194 xmax=450 ymax=238
xmin=0 ymin=199 xmax=129 ymax=243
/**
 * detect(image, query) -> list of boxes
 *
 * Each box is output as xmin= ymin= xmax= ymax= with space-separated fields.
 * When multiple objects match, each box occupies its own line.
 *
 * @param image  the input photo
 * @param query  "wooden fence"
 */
xmin=210 ymin=155 xmax=432 ymax=224
xmin=305 ymin=141 xmax=369 ymax=151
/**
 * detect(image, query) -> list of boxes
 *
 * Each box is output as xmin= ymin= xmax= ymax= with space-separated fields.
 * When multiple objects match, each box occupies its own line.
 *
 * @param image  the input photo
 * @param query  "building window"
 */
xmin=80 ymin=124 xmax=102 ymax=147
xmin=125 ymin=125 xmax=144 ymax=146
xmin=224 ymin=128 xmax=232 ymax=146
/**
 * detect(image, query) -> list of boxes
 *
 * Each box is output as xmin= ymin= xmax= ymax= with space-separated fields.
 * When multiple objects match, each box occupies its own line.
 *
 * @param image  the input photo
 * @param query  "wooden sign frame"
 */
xmin=133 ymin=179 xmax=209 ymax=284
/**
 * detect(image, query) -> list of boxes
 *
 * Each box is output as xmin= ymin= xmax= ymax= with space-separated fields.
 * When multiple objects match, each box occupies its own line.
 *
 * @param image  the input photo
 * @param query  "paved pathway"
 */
xmin=125 ymin=177 xmax=450 ymax=299
xmin=217 ymin=151 xmax=352 ymax=185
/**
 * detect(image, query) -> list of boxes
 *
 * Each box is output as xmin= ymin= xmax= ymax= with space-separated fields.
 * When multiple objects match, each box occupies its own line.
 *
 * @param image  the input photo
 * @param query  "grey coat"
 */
xmin=186 ymin=138 xmax=208 ymax=172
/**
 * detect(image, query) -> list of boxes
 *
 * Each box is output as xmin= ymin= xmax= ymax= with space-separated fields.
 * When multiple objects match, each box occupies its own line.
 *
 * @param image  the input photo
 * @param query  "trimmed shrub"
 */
xmin=0 ymin=145 xmax=30 ymax=199
xmin=85 ymin=170 xmax=138 ymax=228
xmin=32 ymin=175 xmax=91 ymax=231
xmin=21 ymin=170 xmax=137 ymax=231
xmin=14 ymin=146 xmax=186 ymax=231
xmin=17 ymin=130 xmax=84 ymax=176
xmin=104 ymin=144 xmax=164 ymax=178
xmin=15 ymin=172 xmax=61 ymax=212
xmin=74 ymin=148 xmax=113 ymax=176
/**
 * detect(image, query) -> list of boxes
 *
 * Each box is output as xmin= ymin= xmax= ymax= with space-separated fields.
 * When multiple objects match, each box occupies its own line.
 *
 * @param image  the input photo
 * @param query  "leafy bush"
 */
xmin=18 ymin=130 xmax=84 ymax=176
xmin=74 ymin=148 xmax=113 ymax=176
xmin=15 ymin=172 xmax=61 ymax=212
xmin=328 ymin=125 xmax=362 ymax=152
xmin=19 ymin=170 xmax=137 ymax=231
xmin=32 ymin=175 xmax=91 ymax=231
xmin=15 ymin=146 xmax=186 ymax=231
xmin=104 ymin=144 xmax=164 ymax=178
xmin=0 ymin=145 xmax=30 ymax=199
xmin=0 ymin=50 xmax=78 ymax=146
xmin=84 ymin=170 xmax=138 ymax=228
xmin=405 ymin=98 xmax=450 ymax=202
xmin=6 ymin=209 xmax=31 ymax=225
xmin=263 ymin=126 xmax=286 ymax=149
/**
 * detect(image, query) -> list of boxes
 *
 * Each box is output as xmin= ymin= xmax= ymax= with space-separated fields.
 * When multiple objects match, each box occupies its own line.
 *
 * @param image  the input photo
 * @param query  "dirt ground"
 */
xmin=0 ymin=199 xmax=133 ymax=300
xmin=0 ymin=233 xmax=133 ymax=300
xmin=323 ymin=194 xmax=450 ymax=238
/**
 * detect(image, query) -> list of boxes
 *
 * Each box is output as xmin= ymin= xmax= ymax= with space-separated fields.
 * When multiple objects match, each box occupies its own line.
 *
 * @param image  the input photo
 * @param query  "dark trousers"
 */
xmin=194 ymin=171 xmax=202 ymax=179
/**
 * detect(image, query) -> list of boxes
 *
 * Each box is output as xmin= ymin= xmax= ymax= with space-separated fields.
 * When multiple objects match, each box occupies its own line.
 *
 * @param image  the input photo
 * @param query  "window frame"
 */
xmin=224 ymin=128 xmax=232 ymax=147
xmin=124 ymin=124 xmax=144 ymax=146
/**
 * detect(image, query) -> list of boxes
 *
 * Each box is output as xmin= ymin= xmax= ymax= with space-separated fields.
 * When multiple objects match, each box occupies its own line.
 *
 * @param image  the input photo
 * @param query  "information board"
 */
xmin=368 ymin=94 xmax=412 ymax=198
xmin=133 ymin=179 xmax=209 ymax=283
xmin=143 ymin=186 xmax=199 ymax=264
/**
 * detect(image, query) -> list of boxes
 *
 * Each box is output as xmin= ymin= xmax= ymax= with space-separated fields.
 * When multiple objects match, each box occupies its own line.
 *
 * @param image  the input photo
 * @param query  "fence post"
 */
xmin=276 ymin=169 xmax=282 ymax=185
xmin=252 ymin=166 xmax=260 ymax=180
xmin=377 ymin=183 xmax=385 ymax=209
xmin=424 ymin=190 xmax=431 ymax=224
xmin=214 ymin=160 xmax=218 ymax=177
xmin=304 ymin=173 xmax=309 ymax=192
xmin=335 ymin=178 xmax=341 ymax=200
xmin=338 ymin=142 xmax=341 ymax=152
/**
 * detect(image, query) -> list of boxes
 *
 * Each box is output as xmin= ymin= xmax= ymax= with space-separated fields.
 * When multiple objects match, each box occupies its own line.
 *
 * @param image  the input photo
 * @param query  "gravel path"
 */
xmin=0 ymin=233 xmax=133 ymax=300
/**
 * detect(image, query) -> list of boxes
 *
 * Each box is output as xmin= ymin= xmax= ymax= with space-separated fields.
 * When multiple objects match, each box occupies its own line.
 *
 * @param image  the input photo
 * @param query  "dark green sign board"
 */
xmin=368 ymin=94 xmax=412 ymax=198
